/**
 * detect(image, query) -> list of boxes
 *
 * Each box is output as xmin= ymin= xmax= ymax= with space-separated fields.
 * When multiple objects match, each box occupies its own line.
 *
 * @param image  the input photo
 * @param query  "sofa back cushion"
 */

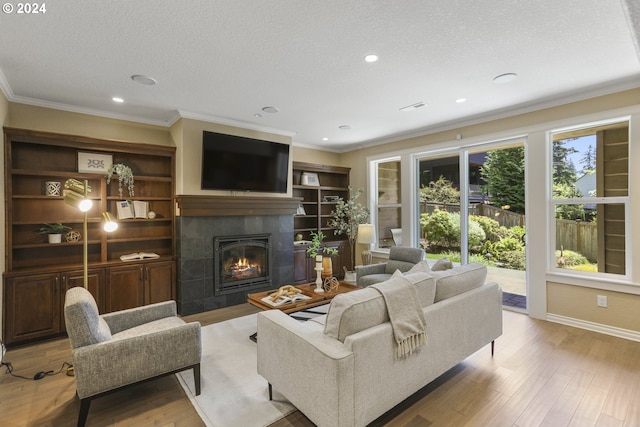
xmin=432 ymin=263 xmax=487 ymax=302
xmin=324 ymin=271 xmax=435 ymax=342
xmin=64 ymin=287 xmax=112 ymax=349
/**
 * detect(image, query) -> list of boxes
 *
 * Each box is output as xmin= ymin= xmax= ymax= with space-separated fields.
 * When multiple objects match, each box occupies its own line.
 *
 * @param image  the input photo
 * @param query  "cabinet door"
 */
xmin=144 ymin=261 xmax=176 ymax=304
xmin=105 ymin=265 xmax=144 ymax=312
xmin=61 ymin=268 xmax=105 ymax=312
xmin=293 ymin=247 xmax=312 ymax=284
xmin=4 ymin=273 xmax=61 ymax=344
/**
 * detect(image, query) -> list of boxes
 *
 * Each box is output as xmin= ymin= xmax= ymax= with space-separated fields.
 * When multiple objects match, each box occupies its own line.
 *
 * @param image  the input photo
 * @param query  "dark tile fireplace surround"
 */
xmin=175 ymin=196 xmax=299 ymax=315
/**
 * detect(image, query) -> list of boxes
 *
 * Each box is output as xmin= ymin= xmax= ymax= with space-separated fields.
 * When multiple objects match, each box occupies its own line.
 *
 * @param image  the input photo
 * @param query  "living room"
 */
xmin=2 ymin=1 xmax=640 ymax=426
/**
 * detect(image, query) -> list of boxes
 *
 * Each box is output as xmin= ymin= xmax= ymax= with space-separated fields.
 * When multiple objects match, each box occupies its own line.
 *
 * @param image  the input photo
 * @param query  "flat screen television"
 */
xmin=201 ymin=131 xmax=290 ymax=193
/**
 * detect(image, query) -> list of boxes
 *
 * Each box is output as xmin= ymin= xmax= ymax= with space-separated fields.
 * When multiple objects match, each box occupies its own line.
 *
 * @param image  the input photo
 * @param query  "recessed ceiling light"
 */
xmin=130 ymin=74 xmax=157 ymax=86
xmin=112 ymin=97 xmax=124 ymax=103
xmin=399 ymin=102 xmax=426 ymax=112
xmin=322 ymin=137 xmax=329 ymax=141
xmin=364 ymin=54 xmax=379 ymax=63
xmin=456 ymin=98 xmax=467 ymax=103
xmin=339 ymin=125 xmax=351 ymax=130
xmin=493 ymin=73 xmax=518 ymax=84
xmin=262 ymin=106 xmax=279 ymax=113
xmin=254 ymin=113 xmax=263 ymax=118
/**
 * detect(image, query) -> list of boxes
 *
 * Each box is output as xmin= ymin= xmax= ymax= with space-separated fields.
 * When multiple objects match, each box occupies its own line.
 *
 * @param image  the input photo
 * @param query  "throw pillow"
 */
xmin=393 ymin=269 xmax=436 ymax=307
xmin=432 ymin=263 xmax=487 ymax=302
xmin=324 ymin=287 xmax=389 ymax=342
xmin=431 ymin=258 xmax=453 ymax=271
xmin=406 ymin=260 xmax=431 ymax=274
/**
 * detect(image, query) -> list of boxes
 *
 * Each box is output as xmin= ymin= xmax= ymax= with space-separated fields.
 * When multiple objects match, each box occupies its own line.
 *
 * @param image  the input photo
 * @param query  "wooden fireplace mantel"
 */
xmin=176 ymin=195 xmax=302 ymax=216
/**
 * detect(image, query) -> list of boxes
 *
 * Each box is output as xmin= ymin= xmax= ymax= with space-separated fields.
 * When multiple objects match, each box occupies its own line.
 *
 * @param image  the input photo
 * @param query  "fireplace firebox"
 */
xmin=213 ymin=234 xmax=271 ymax=296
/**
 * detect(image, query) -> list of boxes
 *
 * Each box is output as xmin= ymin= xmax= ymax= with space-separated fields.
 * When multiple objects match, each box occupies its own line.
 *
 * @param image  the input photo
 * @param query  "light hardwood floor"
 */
xmin=2 ymin=305 xmax=640 ymax=427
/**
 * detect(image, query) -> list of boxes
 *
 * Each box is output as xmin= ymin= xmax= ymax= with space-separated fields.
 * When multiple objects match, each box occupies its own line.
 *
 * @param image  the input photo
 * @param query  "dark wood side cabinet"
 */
xmin=3 ymin=128 xmax=176 ymax=345
xmin=292 ymin=162 xmax=351 ymax=284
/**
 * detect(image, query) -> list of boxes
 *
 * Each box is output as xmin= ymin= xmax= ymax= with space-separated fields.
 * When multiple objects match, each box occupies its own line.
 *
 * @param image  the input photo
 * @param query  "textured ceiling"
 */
xmin=1 ymin=0 xmax=639 ymax=151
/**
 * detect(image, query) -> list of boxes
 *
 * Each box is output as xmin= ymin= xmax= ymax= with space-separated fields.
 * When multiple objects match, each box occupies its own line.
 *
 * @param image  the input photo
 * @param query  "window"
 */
xmin=550 ymin=119 xmax=629 ymax=276
xmin=371 ymin=158 xmax=401 ymax=249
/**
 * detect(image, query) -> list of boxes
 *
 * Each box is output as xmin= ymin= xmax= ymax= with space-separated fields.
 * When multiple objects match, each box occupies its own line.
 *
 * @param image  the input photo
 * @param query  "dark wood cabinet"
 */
xmin=145 ymin=261 xmax=176 ymax=304
xmin=105 ymin=264 xmax=145 ymax=312
xmin=292 ymin=162 xmax=351 ymax=284
xmin=104 ymin=260 xmax=175 ymax=312
xmin=4 ymin=273 xmax=61 ymax=343
xmin=3 ymin=128 xmax=177 ymax=345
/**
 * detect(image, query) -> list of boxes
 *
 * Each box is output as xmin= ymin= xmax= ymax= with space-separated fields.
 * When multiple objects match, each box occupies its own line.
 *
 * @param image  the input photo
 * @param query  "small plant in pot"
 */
xmin=38 ymin=223 xmax=71 ymax=244
xmin=306 ymin=231 xmax=339 ymax=278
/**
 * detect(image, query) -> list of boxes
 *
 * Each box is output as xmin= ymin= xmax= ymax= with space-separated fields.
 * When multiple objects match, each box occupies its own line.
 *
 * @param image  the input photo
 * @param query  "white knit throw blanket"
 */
xmin=371 ymin=276 xmax=427 ymax=357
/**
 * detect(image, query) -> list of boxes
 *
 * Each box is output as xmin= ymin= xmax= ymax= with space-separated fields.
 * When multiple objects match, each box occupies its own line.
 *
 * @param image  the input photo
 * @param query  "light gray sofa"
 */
xmin=64 ymin=287 xmax=202 ymax=427
xmin=355 ymin=246 xmax=425 ymax=286
xmin=257 ymin=262 xmax=502 ymax=427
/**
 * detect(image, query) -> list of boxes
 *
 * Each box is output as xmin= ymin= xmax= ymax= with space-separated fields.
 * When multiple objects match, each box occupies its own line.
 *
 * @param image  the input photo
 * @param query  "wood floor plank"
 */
xmin=2 ymin=307 xmax=640 ymax=427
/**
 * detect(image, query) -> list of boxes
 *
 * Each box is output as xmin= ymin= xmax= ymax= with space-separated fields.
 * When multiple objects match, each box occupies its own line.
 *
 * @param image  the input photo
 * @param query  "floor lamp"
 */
xmin=64 ymin=179 xmax=118 ymax=289
xmin=357 ymin=224 xmax=376 ymax=265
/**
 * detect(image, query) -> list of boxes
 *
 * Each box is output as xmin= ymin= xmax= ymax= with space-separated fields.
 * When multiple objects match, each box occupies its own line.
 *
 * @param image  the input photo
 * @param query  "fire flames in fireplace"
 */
xmin=224 ymin=256 xmax=263 ymax=280
xmin=214 ymin=233 xmax=272 ymax=296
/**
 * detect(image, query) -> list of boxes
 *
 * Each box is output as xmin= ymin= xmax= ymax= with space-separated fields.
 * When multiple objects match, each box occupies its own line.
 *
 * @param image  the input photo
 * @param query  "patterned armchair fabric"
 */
xmin=64 ymin=287 xmax=201 ymax=427
xmin=355 ymin=246 xmax=425 ymax=286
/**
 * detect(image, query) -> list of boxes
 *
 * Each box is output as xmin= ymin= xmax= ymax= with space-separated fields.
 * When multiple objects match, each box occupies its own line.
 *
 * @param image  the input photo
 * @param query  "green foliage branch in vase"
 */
xmin=328 ymin=186 xmax=370 ymax=271
xmin=106 ymin=163 xmax=135 ymax=199
xmin=306 ymin=231 xmax=339 ymax=259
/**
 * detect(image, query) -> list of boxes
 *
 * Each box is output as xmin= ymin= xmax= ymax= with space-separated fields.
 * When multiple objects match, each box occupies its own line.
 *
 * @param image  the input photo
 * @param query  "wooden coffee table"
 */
xmin=247 ymin=282 xmax=360 ymax=342
xmin=247 ymin=282 xmax=361 ymax=314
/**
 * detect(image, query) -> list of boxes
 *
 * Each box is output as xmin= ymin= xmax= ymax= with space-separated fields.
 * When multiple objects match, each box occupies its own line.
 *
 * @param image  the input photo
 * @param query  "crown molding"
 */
xmin=176 ymin=110 xmax=296 ymax=138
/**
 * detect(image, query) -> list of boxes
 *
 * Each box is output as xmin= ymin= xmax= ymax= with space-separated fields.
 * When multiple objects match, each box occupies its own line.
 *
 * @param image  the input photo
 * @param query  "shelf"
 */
xmin=13 ymin=240 xmax=102 ymax=249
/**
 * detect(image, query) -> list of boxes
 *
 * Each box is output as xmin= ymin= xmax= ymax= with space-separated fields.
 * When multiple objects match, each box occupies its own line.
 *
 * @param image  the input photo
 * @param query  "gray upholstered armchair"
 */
xmin=355 ymin=246 xmax=425 ymax=286
xmin=64 ymin=287 xmax=201 ymax=427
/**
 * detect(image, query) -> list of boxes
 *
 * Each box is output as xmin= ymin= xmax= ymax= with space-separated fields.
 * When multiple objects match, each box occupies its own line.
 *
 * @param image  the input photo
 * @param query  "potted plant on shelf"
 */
xmin=328 ymin=186 xmax=370 ymax=281
xmin=106 ymin=163 xmax=135 ymax=198
xmin=38 ymin=222 xmax=72 ymax=244
xmin=306 ymin=231 xmax=339 ymax=278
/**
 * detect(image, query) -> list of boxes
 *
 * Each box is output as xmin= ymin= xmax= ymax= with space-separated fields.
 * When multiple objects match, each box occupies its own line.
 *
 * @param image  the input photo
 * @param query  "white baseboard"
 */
xmin=546 ymin=314 xmax=640 ymax=343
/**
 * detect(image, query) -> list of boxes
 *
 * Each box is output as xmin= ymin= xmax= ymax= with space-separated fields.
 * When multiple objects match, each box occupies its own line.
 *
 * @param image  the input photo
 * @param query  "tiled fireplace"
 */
xmin=175 ymin=196 xmax=298 ymax=315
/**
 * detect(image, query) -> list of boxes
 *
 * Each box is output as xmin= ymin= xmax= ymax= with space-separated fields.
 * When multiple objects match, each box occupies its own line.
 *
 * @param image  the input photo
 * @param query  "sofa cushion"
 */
xmin=324 ymin=287 xmax=389 ymax=342
xmin=432 ymin=263 xmax=487 ymax=302
xmin=324 ymin=271 xmax=435 ymax=341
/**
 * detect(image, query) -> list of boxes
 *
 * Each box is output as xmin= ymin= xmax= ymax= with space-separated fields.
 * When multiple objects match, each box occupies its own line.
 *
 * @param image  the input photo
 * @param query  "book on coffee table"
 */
xmin=260 ymin=293 xmax=311 ymax=307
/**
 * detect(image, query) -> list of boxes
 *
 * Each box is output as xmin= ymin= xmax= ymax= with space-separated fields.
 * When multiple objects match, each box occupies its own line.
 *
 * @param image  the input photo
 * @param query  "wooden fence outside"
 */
xmin=421 ymin=202 xmax=525 ymax=228
xmin=555 ymin=219 xmax=597 ymax=262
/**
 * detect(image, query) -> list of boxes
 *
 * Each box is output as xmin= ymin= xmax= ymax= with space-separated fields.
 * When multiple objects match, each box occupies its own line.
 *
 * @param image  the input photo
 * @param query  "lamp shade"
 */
xmin=357 ymin=224 xmax=376 ymax=244
xmin=64 ymin=178 xmax=93 ymax=212
xmin=101 ymin=212 xmax=118 ymax=232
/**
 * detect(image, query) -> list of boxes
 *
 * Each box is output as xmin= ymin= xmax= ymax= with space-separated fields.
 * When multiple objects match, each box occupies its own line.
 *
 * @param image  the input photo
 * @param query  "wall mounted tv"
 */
xmin=201 ymin=131 xmax=290 ymax=193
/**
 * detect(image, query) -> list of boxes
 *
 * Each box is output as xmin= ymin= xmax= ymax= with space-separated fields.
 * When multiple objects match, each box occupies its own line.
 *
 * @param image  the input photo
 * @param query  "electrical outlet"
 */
xmin=597 ymin=295 xmax=608 ymax=308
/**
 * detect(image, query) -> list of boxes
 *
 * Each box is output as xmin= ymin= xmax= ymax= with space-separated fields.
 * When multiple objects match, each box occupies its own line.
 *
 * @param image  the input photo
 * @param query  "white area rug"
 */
xmin=176 ymin=314 xmax=295 ymax=427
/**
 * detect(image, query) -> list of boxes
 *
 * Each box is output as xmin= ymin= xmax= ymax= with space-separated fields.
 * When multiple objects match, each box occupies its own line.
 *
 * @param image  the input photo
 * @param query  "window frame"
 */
xmin=547 ymin=117 xmax=632 ymax=281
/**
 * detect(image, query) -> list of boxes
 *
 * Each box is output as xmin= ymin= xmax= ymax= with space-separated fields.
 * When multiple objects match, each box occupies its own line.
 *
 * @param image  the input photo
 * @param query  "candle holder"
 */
xmin=314 ymin=267 xmax=324 ymax=293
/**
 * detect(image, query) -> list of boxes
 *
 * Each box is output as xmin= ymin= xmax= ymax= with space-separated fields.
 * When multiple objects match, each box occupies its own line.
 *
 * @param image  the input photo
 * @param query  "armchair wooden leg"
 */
xmin=491 ymin=340 xmax=495 ymax=356
xmin=268 ymin=383 xmax=273 ymax=400
xmin=77 ymin=398 xmax=91 ymax=427
xmin=194 ymin=363 xmax=201 ymax=396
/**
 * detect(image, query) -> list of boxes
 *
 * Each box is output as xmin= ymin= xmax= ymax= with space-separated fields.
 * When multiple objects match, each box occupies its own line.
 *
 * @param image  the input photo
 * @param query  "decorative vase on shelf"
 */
xmin=45 ymin=181 xmax=61 ymax=196
xmin=321 ymin=257 xmax=333 ymax=279
xmin=48 ymin=234 xmax=62 ymax=244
